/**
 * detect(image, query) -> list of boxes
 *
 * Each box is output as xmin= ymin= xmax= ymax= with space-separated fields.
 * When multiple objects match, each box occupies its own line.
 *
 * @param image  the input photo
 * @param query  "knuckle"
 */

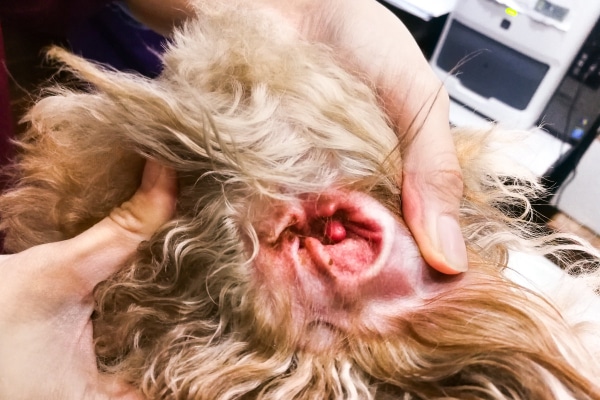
xmin=427 ymin=168 xmax=464 ymax=200
xmin=403 ymin=167 xmax=464 ymax=214
xmin=109 ymin=200 xmax=147 ymax=237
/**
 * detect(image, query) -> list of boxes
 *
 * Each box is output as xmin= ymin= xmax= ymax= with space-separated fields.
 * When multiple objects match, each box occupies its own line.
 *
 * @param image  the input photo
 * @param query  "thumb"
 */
xmin=59 ymin=160 xmax=178 ymax=295
xmin=400 ymin=115 xmax=468 ymax=275
xmin=402 ymin=167 xmax=467 ymax=275
xmin=67 ymin=160 xmax=178 ymax=291
xmin=395 ymin=78 xmax=468 ymax=275
xmin=2 ymin=161 xmax=177 ymax=303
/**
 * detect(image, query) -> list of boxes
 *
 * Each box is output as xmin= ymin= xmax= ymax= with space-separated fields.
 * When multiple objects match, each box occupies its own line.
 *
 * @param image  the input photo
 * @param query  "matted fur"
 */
xmin=1 ymin=5 xmax=599 ymax=400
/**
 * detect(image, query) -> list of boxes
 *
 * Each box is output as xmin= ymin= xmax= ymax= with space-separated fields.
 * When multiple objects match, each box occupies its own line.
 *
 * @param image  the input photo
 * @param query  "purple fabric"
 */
xmin=68 ymin=2 xmax=167 ymax=78
xmin=0 ymin=0 xmax=111 ymax=35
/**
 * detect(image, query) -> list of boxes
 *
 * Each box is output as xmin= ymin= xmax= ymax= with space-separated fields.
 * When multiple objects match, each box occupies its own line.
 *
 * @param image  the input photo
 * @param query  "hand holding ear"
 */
xmin=0 ymin=161 xmax=177 ymax=399
xmin=125 ymin=0 xmax=468 ymax=274
xmin=399 ymin=93 xmax=467 ymax=275
xmin=289 ymin=0 xmax=469 ymax=274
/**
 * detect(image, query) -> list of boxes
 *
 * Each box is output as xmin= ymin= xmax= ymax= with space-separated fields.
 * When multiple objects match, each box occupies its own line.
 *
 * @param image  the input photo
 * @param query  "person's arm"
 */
xmin=125 ymin=0 xmax=467 ymax=274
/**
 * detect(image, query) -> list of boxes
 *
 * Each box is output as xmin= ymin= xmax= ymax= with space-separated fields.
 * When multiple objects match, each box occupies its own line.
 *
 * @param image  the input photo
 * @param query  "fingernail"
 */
xmin=437 ymin=215 xmax=468 ymax=272
xmin=140 ymin=161 xmax=178 ymax=200
xmin=140 ymin=160 xmax=163 ymax=193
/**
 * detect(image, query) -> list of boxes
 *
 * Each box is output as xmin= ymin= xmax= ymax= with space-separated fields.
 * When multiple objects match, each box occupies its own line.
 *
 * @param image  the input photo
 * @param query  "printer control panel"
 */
xmin=570 ymin=17 xmax=600 ymax=89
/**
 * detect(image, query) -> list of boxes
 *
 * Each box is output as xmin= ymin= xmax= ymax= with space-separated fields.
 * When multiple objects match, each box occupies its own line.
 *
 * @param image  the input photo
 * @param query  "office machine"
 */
xmin=429 ymin=0 xmax=600 ymax=129
xmin=542 ymin=15 xmax=600 ymax=142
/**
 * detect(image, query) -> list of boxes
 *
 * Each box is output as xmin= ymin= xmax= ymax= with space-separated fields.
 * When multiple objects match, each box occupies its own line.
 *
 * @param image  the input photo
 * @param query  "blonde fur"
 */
xmin=1 ymin=5 xmax=599 ymax=400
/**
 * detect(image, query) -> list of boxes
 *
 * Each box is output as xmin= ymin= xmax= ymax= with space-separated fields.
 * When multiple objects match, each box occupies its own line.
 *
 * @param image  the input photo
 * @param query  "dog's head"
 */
xmin=1 ymin=6 xmax=599 ymax=400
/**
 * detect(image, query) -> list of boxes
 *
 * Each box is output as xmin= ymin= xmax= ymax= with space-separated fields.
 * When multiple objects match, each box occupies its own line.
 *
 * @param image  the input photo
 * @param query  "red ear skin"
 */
xmin=324 ymin=220 xmax=346 ymax=243
xmin=255 ymin=191 xmax=458 ymax=321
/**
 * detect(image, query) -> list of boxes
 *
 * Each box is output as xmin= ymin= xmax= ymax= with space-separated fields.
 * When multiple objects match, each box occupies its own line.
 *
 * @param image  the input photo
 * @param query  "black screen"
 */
xmin=437 ymin=20 xmax=549 ymax=110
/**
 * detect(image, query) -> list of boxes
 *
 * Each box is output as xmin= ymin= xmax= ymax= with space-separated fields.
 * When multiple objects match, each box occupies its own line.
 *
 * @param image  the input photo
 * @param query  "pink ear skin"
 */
xmin=300 ymin=193 xmax=385 ymax=285
xmin=324 ymin=220 xmax=346 ymax=243
xmin=254 ymin=190 xmax=460 ymax=340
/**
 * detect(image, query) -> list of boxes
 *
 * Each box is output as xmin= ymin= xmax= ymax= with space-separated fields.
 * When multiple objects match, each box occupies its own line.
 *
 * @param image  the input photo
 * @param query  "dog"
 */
xmin=1 ymin=4 xmax=599 ymax=399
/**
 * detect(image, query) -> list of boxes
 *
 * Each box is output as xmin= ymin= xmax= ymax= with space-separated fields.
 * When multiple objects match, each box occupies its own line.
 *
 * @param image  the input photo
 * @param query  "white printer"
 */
xmin=429 ymin=0 xmax=600 ymax=129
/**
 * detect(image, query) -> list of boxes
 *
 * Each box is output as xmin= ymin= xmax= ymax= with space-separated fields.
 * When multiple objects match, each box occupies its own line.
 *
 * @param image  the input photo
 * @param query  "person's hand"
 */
xmin=258 ymin=0 xmax=468 ymax=274
xmin=0 ymin=161 xmax=177 ymax=400
xmin=125 ymin=0 xmax=468 ymax=274
xmin=296 ymin=0 xmax=468 ymax=274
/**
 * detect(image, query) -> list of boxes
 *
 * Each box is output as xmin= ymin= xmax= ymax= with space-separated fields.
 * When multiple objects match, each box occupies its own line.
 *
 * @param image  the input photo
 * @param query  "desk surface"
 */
xmin=380 ymin=0 xmax=457 ymax=20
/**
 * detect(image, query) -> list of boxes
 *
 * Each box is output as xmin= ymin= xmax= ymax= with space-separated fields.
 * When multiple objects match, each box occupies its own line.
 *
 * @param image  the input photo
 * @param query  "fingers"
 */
xmin=109 ymin=160 xmax=178 ymax=240
xmin=401 ymin=96 xmax=468 ymax=275
xmin=0 ymin=161 xmax=172 ymax=400
xmin=125 ymin=0 xmax=194 ymax=35
xmin=96 ymin=374 xmax=145 ymax=400
xmin=1 ymin=161 xmax=177 ymax=305
xmin=402 ymin=166 xmax=467 ymax=275
xmin=62 ymin=160 xmax=178 ymax=293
